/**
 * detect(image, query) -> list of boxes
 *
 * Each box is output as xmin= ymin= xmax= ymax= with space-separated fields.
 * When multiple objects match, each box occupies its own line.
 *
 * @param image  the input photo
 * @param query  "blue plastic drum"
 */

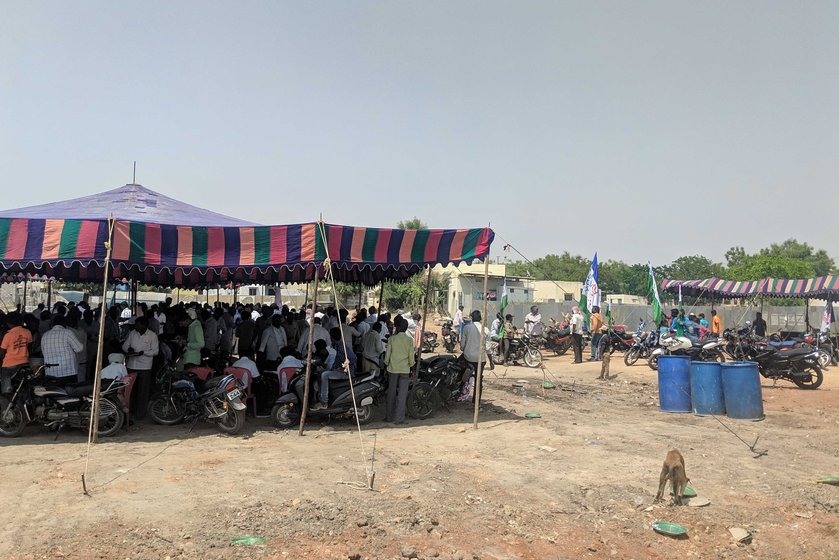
xmin=658 ymin=355 xmax=692 ymax=413
xmin=690 ymin=361 xmax=725 ymax=416
xmin=720 ymin=362 xmax=764 ymax=420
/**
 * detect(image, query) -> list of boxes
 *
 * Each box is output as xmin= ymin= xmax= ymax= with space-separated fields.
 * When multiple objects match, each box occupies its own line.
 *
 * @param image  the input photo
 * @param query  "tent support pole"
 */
xmin=216 ymin=286 xmax=220 ymax=305
xmin=298 ymin=267 xmax=321 ymax=436
xmin=46 ymin=279 xmax=52 ymax=311
xmin=82 ymin=217 xmax=115 ymax=493
xmin=472 ymin=254 xmax=491 ymax=430
xmin=22 ymin=276 xmax=27 ymax=311
xmin=378 ymin=281 xmax=385 ymax=312
xmin=412 ymin=266 xmax=433 ymax=382
xmin=805 ymin=297 xmax=810 ymax=332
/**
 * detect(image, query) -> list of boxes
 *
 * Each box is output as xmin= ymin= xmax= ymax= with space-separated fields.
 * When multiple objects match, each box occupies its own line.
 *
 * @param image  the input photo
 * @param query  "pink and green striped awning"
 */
xmin=662 ymin=276 xmax=839 ymax=299
xmin=0 ymin=218 xmax=494 ymax=287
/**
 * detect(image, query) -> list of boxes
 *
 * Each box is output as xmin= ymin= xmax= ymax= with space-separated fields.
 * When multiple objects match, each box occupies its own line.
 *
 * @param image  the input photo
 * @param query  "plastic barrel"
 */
xmin=689 ymin=362 xmax=725 ymax=416
xmin=720 ymin=362 xmax=764 ymax=421
xmin=658 ymin=355 xmax=692 ymax=412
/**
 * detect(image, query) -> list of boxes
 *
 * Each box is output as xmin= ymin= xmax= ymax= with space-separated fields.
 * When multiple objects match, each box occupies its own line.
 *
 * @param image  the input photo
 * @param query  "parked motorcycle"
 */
xmin=745 ymin=343 xmax=824 ymax=389
xmin=597 ymin=327 xmax=635 ymax=356
xmin=407 ymin=355 xmax=473 ymax=419
xmin=624 ymin=330 xmax=659 ymax=366
xmin=647 ymin=332 xmax=725 ymax=370
xmin=441 ymin=321 xmax=459 ymax=353
xmin=505 ymin=333 xmax=543 ymax=368
xmin=543 ymin=324 xmax=573 ymax=356
xmin=270 ymin=367 xmax=383 ymax=428
xmin=0 ymin=364 xmax=126 ymax=438
xmin=148 ymin=367 xmax=247 ymax=435
xmin=421 ymin=331 xmax=439 ymax=354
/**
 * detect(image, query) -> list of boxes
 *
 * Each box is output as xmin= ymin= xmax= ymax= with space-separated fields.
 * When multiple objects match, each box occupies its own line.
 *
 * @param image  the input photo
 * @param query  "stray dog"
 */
xmin=655 ymin=449 xmax=690 ymax=505
xmin=598 ymin=351 xmax=611 ymax=380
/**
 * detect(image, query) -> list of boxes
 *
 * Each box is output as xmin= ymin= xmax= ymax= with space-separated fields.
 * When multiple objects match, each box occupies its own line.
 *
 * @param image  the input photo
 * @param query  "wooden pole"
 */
xmin=22 ymin=276 xmax=27 ymax=312
xmin=378 ymin=280 xmax=385 ymax=313
xmin=298 ymin=266 xmax=321 ymax=436
xmin=412 ymin=266 xmax=433 ymax=382
xmin=85 ymin=217 xmax=115 ymax=450
xmin=46 ymin=279 xmax=52 ymax=311
xmin=472 ymin=253 xmax=491 ymax=429
xmin=805 ymin=297 xmax=810 ymax=332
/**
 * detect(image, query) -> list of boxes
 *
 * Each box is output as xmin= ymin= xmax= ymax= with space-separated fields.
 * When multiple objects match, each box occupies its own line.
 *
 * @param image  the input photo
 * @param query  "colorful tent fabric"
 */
xmin=0 ymin=217 xmax=494 ymax=287
xmin=662 ymin=276 xmax=839 ymax=299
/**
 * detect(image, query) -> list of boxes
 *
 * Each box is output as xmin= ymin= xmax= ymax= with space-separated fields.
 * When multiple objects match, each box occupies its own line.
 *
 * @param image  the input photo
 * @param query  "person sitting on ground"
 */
xmin=311 ymin=328 xmax=357 ymax=410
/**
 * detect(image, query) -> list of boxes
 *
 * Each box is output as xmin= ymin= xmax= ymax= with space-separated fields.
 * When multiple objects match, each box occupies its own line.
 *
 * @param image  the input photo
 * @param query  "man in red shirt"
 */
xmin=1 ymin=313 xmax=33 ymax=394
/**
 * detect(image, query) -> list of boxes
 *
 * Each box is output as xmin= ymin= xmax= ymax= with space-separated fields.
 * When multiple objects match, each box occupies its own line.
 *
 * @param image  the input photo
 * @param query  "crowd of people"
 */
xmin=0 ymin=298 xmax=430 ymax=427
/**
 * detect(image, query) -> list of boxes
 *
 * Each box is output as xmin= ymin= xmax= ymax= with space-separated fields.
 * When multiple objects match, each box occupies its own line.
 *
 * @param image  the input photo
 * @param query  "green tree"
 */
xmin=506 ymin=252 xmax=590 ymax=281
xmin=396 ymin=218 xmax=428 ymax=230
xmin=662 ymin=255 xmax=724 ymax=280
xmin=727 ymin=254 xmax=815 ymax=281
xmin=599 ymin=261 xmax=650 ymax=297
xmin=758 ymin=239 xmax=836 ymax=276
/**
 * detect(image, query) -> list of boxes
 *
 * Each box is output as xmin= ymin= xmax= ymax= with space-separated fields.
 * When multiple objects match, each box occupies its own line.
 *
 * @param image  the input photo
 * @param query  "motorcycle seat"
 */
xmin=768 ymin=340 xmax=797 ymax=348
xmin=63 ymin=383 xmax=94 ymax=397
xmin=779 ymin=348 xmax=816 ymax=358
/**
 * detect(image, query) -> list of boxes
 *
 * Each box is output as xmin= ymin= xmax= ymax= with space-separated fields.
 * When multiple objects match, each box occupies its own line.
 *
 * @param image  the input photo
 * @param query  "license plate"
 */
xmin=227 ymin=388 xmax=242 ymax=400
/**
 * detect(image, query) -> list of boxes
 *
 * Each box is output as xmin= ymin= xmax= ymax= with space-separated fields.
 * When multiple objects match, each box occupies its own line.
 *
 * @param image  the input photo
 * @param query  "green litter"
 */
xmin=652 ymin=521 xmax=688 ymax=537
xmin=816 ymin=477 xmax=839 ymax=485
xmin=672 ymin=485 xmax=698 ymax=497
xmin=232 ymin=537 xmax=266 ymax=545
xmin=524 ymin=412 xmax=542 ymax=419
xmin=542 ymin=381 xmax=556 ymax=389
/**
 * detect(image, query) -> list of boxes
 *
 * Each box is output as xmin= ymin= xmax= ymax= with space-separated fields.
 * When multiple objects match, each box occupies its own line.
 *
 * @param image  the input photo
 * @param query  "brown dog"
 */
xmin=655 ymin=449 xmax=690 ymax=505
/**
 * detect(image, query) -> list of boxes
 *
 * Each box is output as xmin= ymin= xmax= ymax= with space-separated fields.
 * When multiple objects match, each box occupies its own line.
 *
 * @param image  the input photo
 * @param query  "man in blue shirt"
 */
xmin=312 ymin=328 xmax=357 ymax=410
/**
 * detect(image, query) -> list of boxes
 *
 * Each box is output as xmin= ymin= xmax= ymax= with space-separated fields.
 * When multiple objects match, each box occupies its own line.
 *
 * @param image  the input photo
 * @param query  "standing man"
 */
xmin=710 ymin=309 xmax=722 ymax=336
xmin=588 ymin=306 xmax=605 ymax=361
xmin=502 ymin=313 xmax=515 ymax=365
xmin=0 ymin=313 xmax=32 ymax=394
xmin=41 ymin=315 xmax=84 ymax=386
xmin=753 ymin=312 xmax=768 ymax=338
xmin=524 ymin=306 xmax=544 ymax=338
xmin=384 ymin=316 xmax=415 ymax=424
xmin=123 ymin=316 xmax=159 ymax=421
xmin=453 ymin=305 xmax=464 ymax=338
xmin=569 ymin=306 xmax=584 ymax=364
xmin=258 ymin=314 xmax=288 ymax=370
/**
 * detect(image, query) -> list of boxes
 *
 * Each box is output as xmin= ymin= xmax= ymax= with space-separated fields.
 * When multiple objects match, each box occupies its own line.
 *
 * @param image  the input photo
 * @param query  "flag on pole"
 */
xmin=676 ymin=285 xmax=684 ymax=337
xmin=579 ymin=252 xmax=600 ymax=321
xmin=498 ymin=277 xmax=509 ymax=336
xmin=647 ymin=262 xmax=663 ymax=326
xmin=822 ymin=299 xmax=836 ymax=333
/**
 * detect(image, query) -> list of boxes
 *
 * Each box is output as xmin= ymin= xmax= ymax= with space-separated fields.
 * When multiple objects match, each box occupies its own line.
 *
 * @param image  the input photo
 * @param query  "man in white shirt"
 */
xmin=569 ymin=306 xmax=585 ymax=364
xmin=297 ymin=317 xmax=330 ymax=355
xmin=524 ymin=306 xmax=544 ymax=337
xmin=453 ymin=305 xmax=464 ymax=336
xmin=122 ymin=316 xmax=159 ymax=420
xmin=258 ymin=315 xmax=288 ymax=368
xmin=41 ymin=316 xmax=84 ymax=386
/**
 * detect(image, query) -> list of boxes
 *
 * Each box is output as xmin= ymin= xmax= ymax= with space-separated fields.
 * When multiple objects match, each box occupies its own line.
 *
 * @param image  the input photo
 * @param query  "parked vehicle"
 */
xmin=421 ymin=331 xmax=439 ymax=354
xmin=441 ymin=321 xmax=458 ymax=353
xmin=407 ymin=355 xmax=473 ymax=419
xmin=148 ymin=368 xmax=247 ymax=435
xmin=270 ymin=367 xmax=383 ymax=428
xmin=505 ymin=334 xmax=543 ymax=368
xmin=624 ymin=330 xmax=659 ymax=366
xmin=543 ymin=324 xmax=573 ymax=356
xmin=745 ymin=343 xmax=824 ymax=389
xmin=597 ymin=327 xmax=635 ymax=355
xmin=647 ymin=333 xmax=725 ymax=370
xmin=0 ymin=364 xmax=125 ymax=438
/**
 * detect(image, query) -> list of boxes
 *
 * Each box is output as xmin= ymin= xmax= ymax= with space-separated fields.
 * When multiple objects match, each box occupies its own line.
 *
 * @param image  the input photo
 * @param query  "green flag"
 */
xmin=498 ymin=277 xmax=508 ymax=336
xmin=647 ymin=262 xmax=663 ymax=326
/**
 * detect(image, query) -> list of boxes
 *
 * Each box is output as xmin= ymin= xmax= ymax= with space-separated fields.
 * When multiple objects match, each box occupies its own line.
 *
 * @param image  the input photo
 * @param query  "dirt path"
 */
xmin=1 ymin=353 xmax=837 ymax=559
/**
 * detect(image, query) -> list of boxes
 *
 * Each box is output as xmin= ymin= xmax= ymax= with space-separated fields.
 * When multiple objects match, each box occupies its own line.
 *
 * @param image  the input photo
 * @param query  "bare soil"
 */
xmin=1 ymin=352 xmax=837 ymax=560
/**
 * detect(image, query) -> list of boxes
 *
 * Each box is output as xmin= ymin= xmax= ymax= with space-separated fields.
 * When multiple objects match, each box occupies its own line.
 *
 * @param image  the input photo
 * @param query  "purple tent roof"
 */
xmin=0 ymin=184 xmax=258 ymax=227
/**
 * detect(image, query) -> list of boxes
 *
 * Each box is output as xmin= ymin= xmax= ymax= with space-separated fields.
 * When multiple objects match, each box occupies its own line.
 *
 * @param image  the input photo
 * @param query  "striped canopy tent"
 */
xmin=662 ymin=276 xmax=839 ymax=299
xmin=0 ymin=185 xmax=494 ymax=286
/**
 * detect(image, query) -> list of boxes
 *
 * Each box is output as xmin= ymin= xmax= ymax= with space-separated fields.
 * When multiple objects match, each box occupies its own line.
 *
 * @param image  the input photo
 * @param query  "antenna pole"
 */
xmin=133 ymin=161 xmax=136 ymax=184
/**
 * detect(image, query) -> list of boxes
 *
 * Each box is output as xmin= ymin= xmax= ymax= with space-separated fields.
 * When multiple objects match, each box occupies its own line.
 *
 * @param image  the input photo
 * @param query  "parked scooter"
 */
xmin=647 ymin=332 xmax=725 ymax=370
xmin=148 ymin=368 xmax=247 ymax=435
xmin=0 ymin=363 xmax=126 ymax=438
xmin=270 ymin=367 xmax=383 ymax=428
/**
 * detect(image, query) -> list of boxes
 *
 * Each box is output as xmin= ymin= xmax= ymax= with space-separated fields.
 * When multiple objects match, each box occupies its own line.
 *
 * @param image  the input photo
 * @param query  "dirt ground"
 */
xmin=1 ymin=349 xmax=837 ymax=560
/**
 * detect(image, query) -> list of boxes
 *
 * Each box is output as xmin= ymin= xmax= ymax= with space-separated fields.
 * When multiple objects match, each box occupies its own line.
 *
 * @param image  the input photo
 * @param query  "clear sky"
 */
xmin=2 ymin=1 xmax=837 ymax=266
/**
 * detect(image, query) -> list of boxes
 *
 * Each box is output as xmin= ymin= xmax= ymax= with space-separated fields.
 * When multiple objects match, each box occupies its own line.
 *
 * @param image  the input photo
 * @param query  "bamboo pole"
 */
xmin=472 ymin=253 xmax=491 ymax=429
xmin=378 ymin=280 xmax=385 ymax=314
xmin=22 ymin=276 xmax=27 ymax=312
xmin=298 ymin=265 xmax=321 ymax=436
xmin=412 ymin=266 xmax=433 ymax=382
xmin=82 ymin=217 xmax=116 ymax=492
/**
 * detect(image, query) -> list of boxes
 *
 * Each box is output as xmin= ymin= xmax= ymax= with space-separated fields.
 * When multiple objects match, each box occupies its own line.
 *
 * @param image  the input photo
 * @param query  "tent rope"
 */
xmin=316 ymin=222 xmax=373 ymax=489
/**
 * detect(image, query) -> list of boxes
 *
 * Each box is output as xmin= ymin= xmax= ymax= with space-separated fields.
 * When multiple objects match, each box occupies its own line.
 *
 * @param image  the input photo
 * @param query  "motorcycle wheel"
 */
xmin=353 ymin=404 xmax=375 ymax=425
xmin=0 ymin=398 xmax=26 ymax=437
xmin=148 ymin=394 xmax=187 ymax=425
xmin=624 ymin=348 xmax=640 ymax=366
xmin=648 ymin=355 xmax=659 ymax=371
xmin=554 ymin=340 xmax=572 ymax=356
xmin=792 ymin=365 xmax=823 ymax=390
xmin=216 ymin=407 xmax=246 ymax=435
xmin=407 ymin=382 xmax=437 ymax=419
xmin=96 ymin=398 xmax=125 ymax=437
xmin=524 ymin=348 xmax=543 ymax=368
xmin=271 ymin=403 xmax=299 ymax=428
xmin=817 ymin=350 xmax=830 ymax=369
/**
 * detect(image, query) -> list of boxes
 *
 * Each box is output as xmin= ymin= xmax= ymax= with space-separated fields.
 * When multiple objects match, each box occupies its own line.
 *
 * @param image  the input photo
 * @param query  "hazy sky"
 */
xmin=2 ymin=1 xmax=837 ymax=267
